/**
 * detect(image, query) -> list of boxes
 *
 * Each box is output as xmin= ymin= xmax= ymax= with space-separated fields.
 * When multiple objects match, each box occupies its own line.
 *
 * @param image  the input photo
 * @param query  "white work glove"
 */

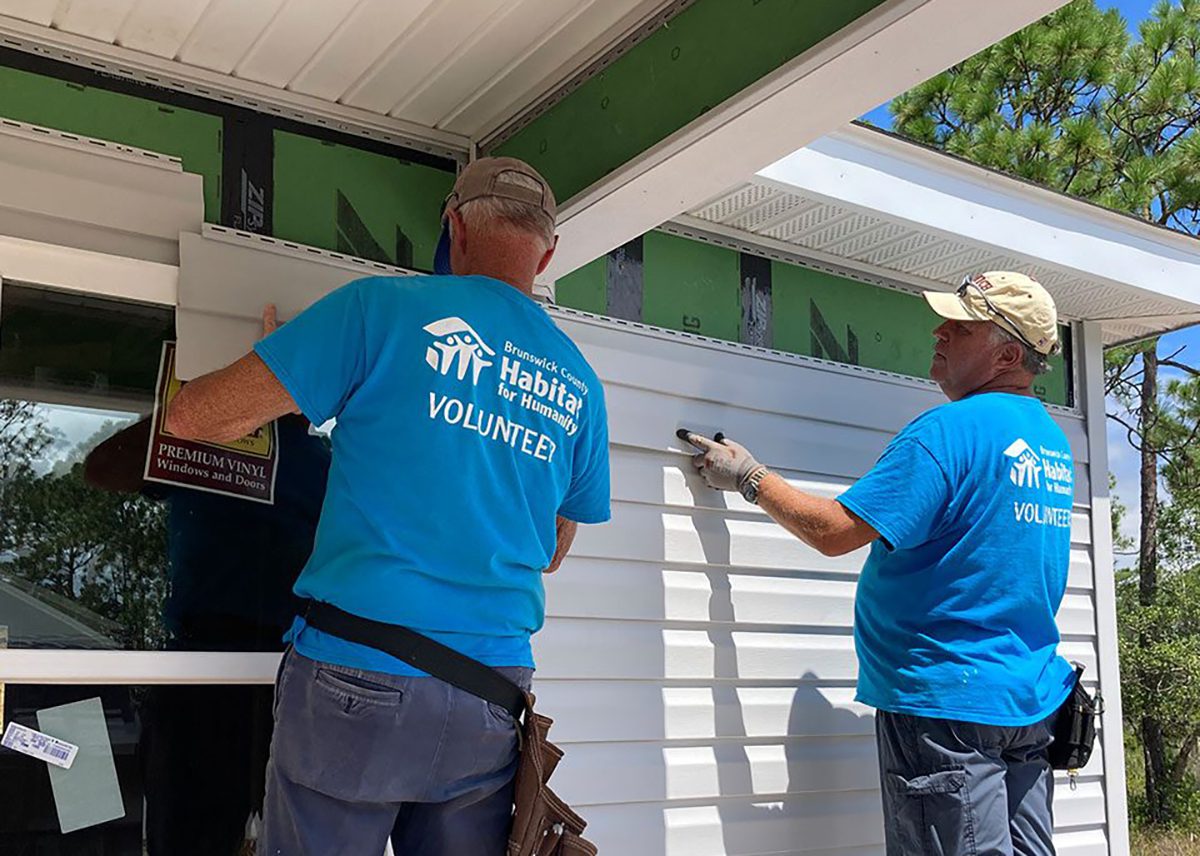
xmin=677 ymin=429 xmax=769 ymax=497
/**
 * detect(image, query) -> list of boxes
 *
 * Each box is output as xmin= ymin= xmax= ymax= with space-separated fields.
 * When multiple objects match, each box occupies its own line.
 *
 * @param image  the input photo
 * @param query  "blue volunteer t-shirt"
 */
xmin=837 ymin=392 xmax=1077 ymax=726
xmin=254 ymin=275 xmax=611 ymax=675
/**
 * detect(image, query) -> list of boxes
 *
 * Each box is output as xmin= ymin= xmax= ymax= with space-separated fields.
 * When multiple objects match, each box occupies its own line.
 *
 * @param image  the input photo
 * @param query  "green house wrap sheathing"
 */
xmin=642 ymin=232 xmax=740 ymax=343
xmin=771 ymin=263 xmax=941 ymax=379
xmin=555 ymin=255 xmax=607 ymax=316
xmin=273 ymin=132 xmax=454 ymax=272
xmin=495 ymin=0 xmax=885 ymax=201
xmin=0 ymin=65 xmax=222 ymax=219
xmin=554 ymin=233 xmax=1072 ymax=407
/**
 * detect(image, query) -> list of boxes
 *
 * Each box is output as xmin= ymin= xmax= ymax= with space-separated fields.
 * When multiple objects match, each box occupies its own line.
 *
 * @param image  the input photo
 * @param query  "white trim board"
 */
xmin=0 ymin=234 xmax=177 ymax=305
xmin=545 ymin=0 xmax=1070 ymax=279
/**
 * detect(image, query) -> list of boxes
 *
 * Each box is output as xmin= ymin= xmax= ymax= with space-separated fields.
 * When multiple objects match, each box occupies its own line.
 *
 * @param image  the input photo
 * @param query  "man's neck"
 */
xmin=965 ymin=372 xmax=1035 ymax=399
xmin=454 ymin=261 xmax=536 ymax=298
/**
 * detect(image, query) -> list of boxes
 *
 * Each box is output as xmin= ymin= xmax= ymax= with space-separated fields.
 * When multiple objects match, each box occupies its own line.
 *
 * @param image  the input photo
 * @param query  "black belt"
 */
xmin=301 ymin=600 xmax=527 ymax=720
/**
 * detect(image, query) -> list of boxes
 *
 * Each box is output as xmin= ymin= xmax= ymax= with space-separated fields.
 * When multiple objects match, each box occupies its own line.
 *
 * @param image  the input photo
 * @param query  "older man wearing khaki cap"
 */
xmin=165 ymin=157 xmax=612 ymax=855
xmin=682 ymin=272 xmax=1075 ymax=856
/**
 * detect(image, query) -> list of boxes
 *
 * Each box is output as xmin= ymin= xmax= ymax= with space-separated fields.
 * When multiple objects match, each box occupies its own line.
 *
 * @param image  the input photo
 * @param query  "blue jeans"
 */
xmin=261 ymin=648 xmax=531 ymax=856
xmin=875 ymin=710 xmax=1057 ymax=856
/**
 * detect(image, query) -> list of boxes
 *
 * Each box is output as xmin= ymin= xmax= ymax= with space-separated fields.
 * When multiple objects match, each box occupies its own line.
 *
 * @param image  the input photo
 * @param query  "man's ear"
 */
xmin=996 ymin=340 xmax=1025 ymax=371
xmin=447 ymin=208 xmax=467 ymax=252
xmin=536 ymin=234 xmax=558 ymax=276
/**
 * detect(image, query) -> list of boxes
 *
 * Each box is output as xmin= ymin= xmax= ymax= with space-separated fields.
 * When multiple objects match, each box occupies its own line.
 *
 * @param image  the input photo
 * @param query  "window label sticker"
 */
xmin=36 ymin=698 xmax=126 ymax=833
xmin=2 ymin=721 xmax=79 ymax=769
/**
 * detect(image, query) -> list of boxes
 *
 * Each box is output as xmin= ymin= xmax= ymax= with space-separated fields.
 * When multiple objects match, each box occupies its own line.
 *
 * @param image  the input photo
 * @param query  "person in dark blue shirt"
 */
xmin=683 ymin=272 xmax=1074 ymax=856
xmin=85 ymin=410 xmax=330 ymax=856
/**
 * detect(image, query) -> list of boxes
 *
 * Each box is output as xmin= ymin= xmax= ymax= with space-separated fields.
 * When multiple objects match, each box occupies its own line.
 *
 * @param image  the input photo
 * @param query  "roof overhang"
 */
xmin=685 ymin=123 xmax=1200 ymax=346
xmin=0 ymin=0 xmax=1069 ymax=281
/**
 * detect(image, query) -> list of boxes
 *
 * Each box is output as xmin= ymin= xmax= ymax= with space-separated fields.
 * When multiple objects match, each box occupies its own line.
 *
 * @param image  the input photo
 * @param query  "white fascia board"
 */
xmin=545 ymin=0 xmax=1070 ymax=279
xmin=760 ymin=125 xmax=1200 ymax=311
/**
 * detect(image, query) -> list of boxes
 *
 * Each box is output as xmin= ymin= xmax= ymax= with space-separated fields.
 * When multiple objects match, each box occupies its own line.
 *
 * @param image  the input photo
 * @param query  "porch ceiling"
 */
xmin=0 ymin=0 xmax=1071 ymax=278
xmin=685 ymin=124 xmax=1200 ymax=347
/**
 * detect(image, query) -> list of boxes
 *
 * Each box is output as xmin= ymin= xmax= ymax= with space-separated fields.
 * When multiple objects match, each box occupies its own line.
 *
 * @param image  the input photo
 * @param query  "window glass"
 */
xmin=0 ymin=285 xmax=331 ymax=651
xmin=1 ymin=682 xmax=275 ymax=853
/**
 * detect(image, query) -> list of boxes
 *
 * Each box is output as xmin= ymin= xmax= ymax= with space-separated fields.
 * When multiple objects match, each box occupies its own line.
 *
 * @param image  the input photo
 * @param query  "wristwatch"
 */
xmin=740 ymin=466 xmax=770 ymax=505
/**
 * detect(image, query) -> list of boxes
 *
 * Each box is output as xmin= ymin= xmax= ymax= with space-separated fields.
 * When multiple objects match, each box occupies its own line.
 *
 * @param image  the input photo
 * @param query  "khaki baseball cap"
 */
xmin=445 ymin=156 xmax=556 ymax=227
xmin=924 ymin=271 xmax=1060 ymax=356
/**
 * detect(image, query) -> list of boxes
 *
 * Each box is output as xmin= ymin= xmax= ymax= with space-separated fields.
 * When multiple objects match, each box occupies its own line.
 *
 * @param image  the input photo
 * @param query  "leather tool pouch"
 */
xmin=1048 ymin=663 xmax=1102 ymax=775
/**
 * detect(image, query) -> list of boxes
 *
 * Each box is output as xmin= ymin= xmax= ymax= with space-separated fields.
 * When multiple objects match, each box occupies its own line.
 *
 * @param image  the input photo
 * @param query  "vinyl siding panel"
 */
xmin=172 ymin=232 xmax=1114 ymax=855
xmin=535 ymin=311 xmax=1108 ymax=855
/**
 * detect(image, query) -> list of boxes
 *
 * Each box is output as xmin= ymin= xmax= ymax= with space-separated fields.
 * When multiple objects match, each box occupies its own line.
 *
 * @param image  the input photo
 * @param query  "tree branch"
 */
xmin=1171 ymin=727 xmax=1200 ymax=787
xmin=1107 ymin=412 xmax=1147 ymax=451
xmin=1162 ymin=359 xmax=1200 ymax=378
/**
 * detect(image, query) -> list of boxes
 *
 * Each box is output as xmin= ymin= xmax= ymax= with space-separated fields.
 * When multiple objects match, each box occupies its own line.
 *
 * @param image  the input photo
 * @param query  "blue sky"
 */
xmin=860 ymin=0 xmax=1199 ymax=554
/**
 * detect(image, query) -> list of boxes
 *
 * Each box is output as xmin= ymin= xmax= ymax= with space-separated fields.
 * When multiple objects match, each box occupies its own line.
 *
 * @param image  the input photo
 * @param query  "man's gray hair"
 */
xmin=457 ymin=195 xmax=554 ymax=251
xmin=989 ymin=324 xmax=1051 ymax=375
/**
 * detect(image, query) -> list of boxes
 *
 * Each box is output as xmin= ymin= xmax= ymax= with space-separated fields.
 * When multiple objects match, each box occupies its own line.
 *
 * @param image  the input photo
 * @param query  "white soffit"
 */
xmin=0 ymin=0 xmax=674 ymax=143
xmin=687 ymin=123 xmax=1200 ymax=346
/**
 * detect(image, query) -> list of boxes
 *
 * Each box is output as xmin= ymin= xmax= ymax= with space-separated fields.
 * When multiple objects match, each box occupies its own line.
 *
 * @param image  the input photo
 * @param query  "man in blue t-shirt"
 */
xmin=164 ymin=157 xmax=611 ymax=856
xmin=683 ymin=272 xmax=1074 ymax=856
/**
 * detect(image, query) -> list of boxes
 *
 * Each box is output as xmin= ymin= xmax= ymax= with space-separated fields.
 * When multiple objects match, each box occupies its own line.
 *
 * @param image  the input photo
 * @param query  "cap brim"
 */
xmin=923 ymin=290 xmax=982 ymax=321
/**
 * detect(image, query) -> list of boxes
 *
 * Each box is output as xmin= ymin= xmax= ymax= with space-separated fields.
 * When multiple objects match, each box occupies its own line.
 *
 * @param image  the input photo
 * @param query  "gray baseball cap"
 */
xmin=433 ymin=157 xmax=556 ymax=275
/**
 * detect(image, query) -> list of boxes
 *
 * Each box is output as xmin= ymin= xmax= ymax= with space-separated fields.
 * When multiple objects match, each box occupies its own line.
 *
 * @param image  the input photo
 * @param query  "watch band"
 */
xmin=740 ymin=466 xmax=770 ymax=505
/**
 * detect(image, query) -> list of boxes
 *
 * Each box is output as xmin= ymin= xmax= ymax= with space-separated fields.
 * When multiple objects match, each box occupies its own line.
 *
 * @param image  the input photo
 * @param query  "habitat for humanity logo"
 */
xmin=423 ymin=317 xmax=495 ymax=384
xmin=1005 ymin=436 xmax=1074 ymax=530
xmin=1004 ymin=438 xmax=1041 ymax=488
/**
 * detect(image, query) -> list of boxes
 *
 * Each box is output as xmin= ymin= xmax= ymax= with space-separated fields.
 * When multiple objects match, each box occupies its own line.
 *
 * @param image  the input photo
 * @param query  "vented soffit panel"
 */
xmin=0 ymin=117 xmax=203 ymax=265
xmin=686 ymin=125 xmax=1200 ymax=347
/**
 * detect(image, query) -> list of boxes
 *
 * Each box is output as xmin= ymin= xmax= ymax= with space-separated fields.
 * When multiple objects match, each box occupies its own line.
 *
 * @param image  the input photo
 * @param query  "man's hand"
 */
xmin=677 ymin=428 xmax=879 ymax=556
xmin=164 ymin=303 xmax=299 ymax=443
xmin=261 ymin=303 xmax=280 ymax=339
xmin=678 ymin=429 xmax=765 ymax=493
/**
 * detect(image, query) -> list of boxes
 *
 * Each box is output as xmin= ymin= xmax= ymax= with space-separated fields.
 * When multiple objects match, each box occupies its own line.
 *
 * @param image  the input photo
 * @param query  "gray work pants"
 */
xmin=875 ymin=710 xmax=1057 ymax=856
xmin=261 ymin=647 xmax=531 ymax=856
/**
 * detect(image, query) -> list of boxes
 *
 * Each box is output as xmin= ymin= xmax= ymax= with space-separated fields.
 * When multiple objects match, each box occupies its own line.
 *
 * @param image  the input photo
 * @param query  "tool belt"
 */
xmin=301 ymin=600 xmax=597 ymax=856
xmin=1048 ymin=662 xmax=1102 ymax=782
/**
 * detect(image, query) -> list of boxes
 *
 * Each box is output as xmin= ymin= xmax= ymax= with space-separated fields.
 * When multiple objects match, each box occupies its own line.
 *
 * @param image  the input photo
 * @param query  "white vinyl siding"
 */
xmin=4 ymin=217 xmax=1120 ymax=855
xmin=536 ymin=310 xmax=1110 ymax=856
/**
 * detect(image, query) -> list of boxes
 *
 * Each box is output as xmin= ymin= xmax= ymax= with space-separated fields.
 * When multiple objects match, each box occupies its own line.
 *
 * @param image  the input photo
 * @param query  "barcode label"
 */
xmin=1 ymin=721 xmax=78 ymax=769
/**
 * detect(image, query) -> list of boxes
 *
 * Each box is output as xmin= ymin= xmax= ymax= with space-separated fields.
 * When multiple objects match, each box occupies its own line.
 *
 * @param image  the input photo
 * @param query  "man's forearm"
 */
xmin=756 ymin=473 xmax=876 ymax=557
xmin=166 ymin=352 xmax=298 ymax=443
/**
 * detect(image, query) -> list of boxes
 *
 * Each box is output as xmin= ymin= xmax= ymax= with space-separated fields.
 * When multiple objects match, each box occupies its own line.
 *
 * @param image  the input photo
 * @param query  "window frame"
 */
xmin=0 ymin=238 xmax=280 ymax=684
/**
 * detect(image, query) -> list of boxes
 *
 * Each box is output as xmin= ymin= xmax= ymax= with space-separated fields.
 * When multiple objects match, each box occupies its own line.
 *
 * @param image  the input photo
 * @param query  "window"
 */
xmin=0 ymin=285 xmax=330 ymax=653
xmin=0 ymin=284 xmax=327 ymax=849
xmin=1 ymin=682 xmax=274 ymax=853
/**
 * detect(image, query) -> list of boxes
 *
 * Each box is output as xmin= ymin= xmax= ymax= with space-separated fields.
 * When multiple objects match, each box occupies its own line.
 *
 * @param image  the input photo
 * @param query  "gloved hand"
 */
xmin=677 ymin=429 xmax=766 ymax=493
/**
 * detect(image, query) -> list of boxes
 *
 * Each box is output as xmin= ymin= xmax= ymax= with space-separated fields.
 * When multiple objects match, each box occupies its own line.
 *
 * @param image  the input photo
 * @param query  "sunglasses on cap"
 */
xmin=957 ymin=275 xmax=1042 ymax=353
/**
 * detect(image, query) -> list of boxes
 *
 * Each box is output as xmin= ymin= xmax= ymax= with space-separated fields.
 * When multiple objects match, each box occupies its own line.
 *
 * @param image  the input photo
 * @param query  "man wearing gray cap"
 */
xmin=683 ymin=272 xmax=1075 ymax=856
xmin=166 ymin=157 xmax=611 ymax=855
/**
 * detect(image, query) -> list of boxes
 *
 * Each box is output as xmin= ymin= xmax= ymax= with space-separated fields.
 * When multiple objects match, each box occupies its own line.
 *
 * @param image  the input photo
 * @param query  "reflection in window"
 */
xmin=0 ymin=285 xmax=331 ymax=851
xmin=0 ymin=285 xmax=330 ymax=653
xmin=1 ymin=285 xmax=174 ymax=650
xmin=1 ymin=399 xmax=168 ymax=650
